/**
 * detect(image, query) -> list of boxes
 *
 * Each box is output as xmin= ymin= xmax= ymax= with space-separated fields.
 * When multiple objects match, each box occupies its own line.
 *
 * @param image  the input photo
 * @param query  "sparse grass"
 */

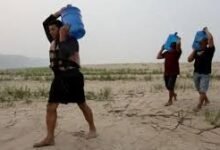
xmin=0 ymin=86 xmax=32 ymax=107
xmin=205 ymin=109 xmax=220 ymax=126
xmin=0 ymin=76 xmax=14 ymax=81
xmin=98 ymin=87 xmax=112 ymax=100
xmin=175 ymin=80 xmax=194 ymax=91
xmin=151 ymin=68 xmax=163 ymax=74
xmin=0 ymin=85 xmax=49 ymax=106
xmin=0 ymin=63 xmax=219 ymax=107
xmin=0 ymin=64 xmax=217 ymax=82
xmin=150 ymin=83 xmax=163 ymax=93
xmin=144 ymin=75 xmax=152 ymax=81
xmin=82 ymin=68 xmax=150 ymax=75
xmin=85 ymin=91 xmax=97 ymax=100
xmin=0 ymin=101 xmax=15 ymax=108
xmin=185 ymin=73 xmax=193 ymax=79
xmin=86 ymin=87 xmax=112 ymax=101
xmin=85 ymin=75 xmax=137 ymax=81
xmin=33 ymin=87 xmax=49 ymax=98
xmin=0 ymin=67 xmax=52 ymax=81
xmin=0 ymin=86 xmax=31 ymax=101
xmin=179 ymin=73 xmax=193 ymax=79
xmin=211 ymin=74 xmax=220 ymax=80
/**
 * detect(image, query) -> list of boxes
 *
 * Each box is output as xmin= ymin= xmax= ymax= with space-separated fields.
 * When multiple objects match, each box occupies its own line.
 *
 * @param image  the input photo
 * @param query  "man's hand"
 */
xmin=53 ymin=7 xmax=66 ymax=18
xmin=161 ymin=44 xmax=165 ymax=51
xmin=176 ymin=42 xmax=181 ymax=52
xmin=197 ymin=51 xmax=205 ymax=56
xmin=204 ymin=27 xmax=215 ymax=48
xmin=188 ymin=50 xmax=195 ymax=62
xmin=157 ymin=45 xmax=165 ymax=59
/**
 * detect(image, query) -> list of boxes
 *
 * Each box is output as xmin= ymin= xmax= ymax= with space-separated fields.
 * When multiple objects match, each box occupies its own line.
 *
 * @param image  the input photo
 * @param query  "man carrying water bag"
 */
xmin=33 ymin=5 xmax=97 ymax=148
xmin=188 ymin=27 xmax=215 ymax=112
xmin=157 ymin=33 xmax=182 ymax=106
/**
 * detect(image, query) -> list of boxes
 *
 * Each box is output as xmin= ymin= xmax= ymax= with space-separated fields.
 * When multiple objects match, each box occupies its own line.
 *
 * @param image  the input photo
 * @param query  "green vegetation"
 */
xmin=0 ymin=66 xmax=163 ymax=81
xmin=205 ymin=109 xmax=220 ymax=126
xmin=0 ymin=63 xmax=219 ymax=106
xmin=86 ymin=87 xmax=113 ymax=101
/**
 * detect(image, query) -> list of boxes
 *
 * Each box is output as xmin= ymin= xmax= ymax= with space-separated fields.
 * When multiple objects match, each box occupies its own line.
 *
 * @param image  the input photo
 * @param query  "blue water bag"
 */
xmin=164 ymin=32 xmax=180 ymax=51
xmin=192 ymin=30 xmax=208 ymax=51
xmin=61 ymin=5 xmax=86 ymax=39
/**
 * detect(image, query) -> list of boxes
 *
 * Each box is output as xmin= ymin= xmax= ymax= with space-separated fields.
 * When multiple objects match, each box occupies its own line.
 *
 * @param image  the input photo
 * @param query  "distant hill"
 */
xmin=0 ymin=54 xmax=48 ymax=69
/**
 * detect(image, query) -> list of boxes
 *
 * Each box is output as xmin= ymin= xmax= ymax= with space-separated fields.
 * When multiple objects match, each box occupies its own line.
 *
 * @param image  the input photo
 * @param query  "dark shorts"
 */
xmin=48 ymin=69 xmax=85 ymax=104
xmin=164 ymin=75 xmax=177 ymax=90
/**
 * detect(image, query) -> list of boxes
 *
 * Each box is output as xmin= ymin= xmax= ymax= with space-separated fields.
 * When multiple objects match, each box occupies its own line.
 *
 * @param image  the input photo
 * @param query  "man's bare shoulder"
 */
xmin=50 ymin=40 xmax=56 ymax=50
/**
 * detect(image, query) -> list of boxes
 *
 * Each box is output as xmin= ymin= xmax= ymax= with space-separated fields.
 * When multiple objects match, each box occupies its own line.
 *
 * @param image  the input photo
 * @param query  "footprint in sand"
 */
xmin=72 ymin=130 xmax=86 ymax=138
xmin=72 ymin=130 xmax=98 ymax=139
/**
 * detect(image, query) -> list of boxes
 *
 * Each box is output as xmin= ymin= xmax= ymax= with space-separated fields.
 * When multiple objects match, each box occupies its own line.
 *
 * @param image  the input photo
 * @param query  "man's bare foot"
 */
xmin=204 ymin=101 xmax=210 ymax=106
xmin=174 ymin=93 xmax=177 ymax=101
xmin=86 ymin=130 xmax=98 ymax=139
xmin=33 ymin=138 xmax=55 ymax=148
xmin=193 ymin=104 xmax=202 ymax=112
xmin=164 ymin=101 xmax=172 ymax=106
xmin=193 ymin=107 xmax=201 ymax=112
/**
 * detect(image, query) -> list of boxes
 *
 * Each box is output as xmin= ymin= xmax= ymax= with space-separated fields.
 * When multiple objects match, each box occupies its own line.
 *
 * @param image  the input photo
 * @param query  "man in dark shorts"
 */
xmin=33 ymin=8 xmax=97 ymax=147
xmin=157 ymin=42 xmax=182 ymax=106
xmin=188 ymin=28 xmax=215 ymax=112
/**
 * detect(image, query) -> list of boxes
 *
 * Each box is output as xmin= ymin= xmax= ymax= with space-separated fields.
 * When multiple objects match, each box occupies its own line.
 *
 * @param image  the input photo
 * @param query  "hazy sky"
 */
xmin=0 ymin=0 xmax=219 ymax=64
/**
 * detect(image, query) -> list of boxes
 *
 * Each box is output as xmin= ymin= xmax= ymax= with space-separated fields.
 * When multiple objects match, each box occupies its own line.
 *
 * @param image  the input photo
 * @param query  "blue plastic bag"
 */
xmin=192 ymin=29 xmax=208 ymax=51
xmin=61 ymin=4 xmax=86 ymax=39
xmin=164 ymin=32 xmax=180 ymax=51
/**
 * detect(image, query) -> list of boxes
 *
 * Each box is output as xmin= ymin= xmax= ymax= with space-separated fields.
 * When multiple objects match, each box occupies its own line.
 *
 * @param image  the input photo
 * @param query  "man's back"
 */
xmin=194 ymin=47 xmax=215 ymax=74
xmin=163 ymin=49 xmax=182 ymax=76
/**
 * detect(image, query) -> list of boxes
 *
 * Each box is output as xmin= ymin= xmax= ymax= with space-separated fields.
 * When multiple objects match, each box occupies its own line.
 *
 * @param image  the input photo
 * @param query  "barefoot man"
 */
xmin=188 ymin=27 xmax=215 ymax=111
xmin=34 ymin=7 xmax=97 ymax=147
xmin=157 ymin=40 xmax=182 ymax=106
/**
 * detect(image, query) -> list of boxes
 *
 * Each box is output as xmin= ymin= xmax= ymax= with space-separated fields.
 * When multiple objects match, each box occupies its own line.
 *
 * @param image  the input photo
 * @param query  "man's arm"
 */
xmin=43 ymin=15 xmax=57 ymax=43
xmin=208 ymin=33 xmax=214 ymax=48
xmin=188 ymin=50 xmax=196 ymax=62
xmin=42 ymin=9 xmax=63 ymax=43
xmin=176 ymin=42 xmax=182 ymax=59
xmin=157 ymin=45 xmax=165 ymax=59
xmin=204 ymin=27 xmax=215 ymax=48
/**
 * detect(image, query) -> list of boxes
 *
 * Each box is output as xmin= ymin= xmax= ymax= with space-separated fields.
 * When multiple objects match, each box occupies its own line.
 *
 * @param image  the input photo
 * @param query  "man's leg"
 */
xmin=166 ymin=90 xmax=176 ymax=106
xmin=164 ymin=76 xmax=172 ymax=106
xmin=173 ymin=91 xmax=177 ymax=101
xmin=204 ymin=94 xmax=210 ymax=105
xmin=165 ymin=90 xmax=173 ymax=106
xmin=33 ymin=103 xmax=59 ymax=147
xmin=172 ymin=75 xmax=178 ymax=101
xmin=201 ymin=74 xmax=210 ymax=106
xmin=196 ymin=92 xmax=206 ymax=110
xmin=195 ymin=75 xmax=210 ymax=111
xmin=78 ymin=102 xmax=97 ymax=139
xmin=193 ymin=73 xmax=202 ymax=111
xmin=170 ymin=90 xmax=177 ymax=101
xmin=165 ymin=75 xmax=177 ymax=106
